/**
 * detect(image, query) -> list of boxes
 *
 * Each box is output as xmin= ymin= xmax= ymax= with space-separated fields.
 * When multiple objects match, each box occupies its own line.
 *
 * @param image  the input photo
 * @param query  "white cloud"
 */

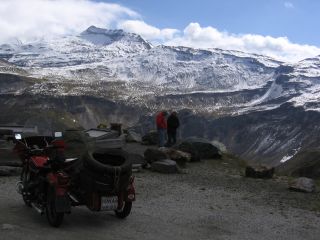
xmin=0 ymin=0 xmax=138 ymax=43
xmin=0 ymin=0 xmax=318 ymax=62
xmin=164 ymin=23 xmax=320 ymax=62
xmin=118 ymin=20 xmax=179 ymax=41
xmin=284 ymin=2 xmax=294 ymax=9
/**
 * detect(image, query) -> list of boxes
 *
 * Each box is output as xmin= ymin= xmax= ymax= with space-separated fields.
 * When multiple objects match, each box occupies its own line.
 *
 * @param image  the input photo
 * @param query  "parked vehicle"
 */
xmin=14 ymin=130 xmax=135 ymax=227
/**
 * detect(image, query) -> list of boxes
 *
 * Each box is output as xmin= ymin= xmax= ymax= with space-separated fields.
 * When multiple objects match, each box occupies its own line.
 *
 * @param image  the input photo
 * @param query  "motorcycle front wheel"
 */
xmin=20 ymin=166 xmax=32 ymax=207
xmin=115 ymin=201 xmax=132 ymax=219
xmin=46 ymin=188 xmax=64 ymax=227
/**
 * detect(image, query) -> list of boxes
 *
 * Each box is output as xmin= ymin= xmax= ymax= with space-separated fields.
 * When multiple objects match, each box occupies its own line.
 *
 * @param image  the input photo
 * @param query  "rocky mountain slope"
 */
xmin=0 ymin=26 xmax=320 ymax=166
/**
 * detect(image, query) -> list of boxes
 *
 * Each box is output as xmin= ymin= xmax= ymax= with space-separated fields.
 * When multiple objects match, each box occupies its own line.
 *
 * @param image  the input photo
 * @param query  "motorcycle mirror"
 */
xmin=14 ymin=133 xmax=22 ymax=140
xmin=54 ymin=132 xmax=63 ymax=138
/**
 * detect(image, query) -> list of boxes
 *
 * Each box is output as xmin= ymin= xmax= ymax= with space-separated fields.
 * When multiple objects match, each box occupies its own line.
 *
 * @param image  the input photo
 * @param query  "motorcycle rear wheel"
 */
xmin=46 ymin=188 xmax=64 ymax=227
xmin=115 ymin=201 xmax=132 ymax=219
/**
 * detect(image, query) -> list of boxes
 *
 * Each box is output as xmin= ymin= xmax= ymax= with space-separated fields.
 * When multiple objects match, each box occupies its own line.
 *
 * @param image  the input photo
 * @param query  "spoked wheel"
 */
xmin=20 ymin=166 xmax=32 ymax=207
xmin=115 ymin=201 xmax=132 ymax=219
xmin=46 ymin=188 xmax=64 ymax=227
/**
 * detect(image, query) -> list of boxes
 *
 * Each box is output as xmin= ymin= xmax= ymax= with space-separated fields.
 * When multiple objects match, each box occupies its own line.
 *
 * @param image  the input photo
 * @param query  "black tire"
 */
xmin=20 ymin=167 xmax=32 ymax=207
xmin=115 ymin=201 xmax=132 ymax=219
xmin=46 ymin=188 xmax=64 ymax=227
xmin=84 ymin=149 xmax=132 ymax=174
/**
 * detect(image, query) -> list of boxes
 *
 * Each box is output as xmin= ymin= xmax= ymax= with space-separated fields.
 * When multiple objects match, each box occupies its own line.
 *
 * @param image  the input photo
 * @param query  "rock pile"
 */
xmin=159 ymin=148 xmax=191 ymax=168
xmin=143 ymin=148 xmax=190 ymax=173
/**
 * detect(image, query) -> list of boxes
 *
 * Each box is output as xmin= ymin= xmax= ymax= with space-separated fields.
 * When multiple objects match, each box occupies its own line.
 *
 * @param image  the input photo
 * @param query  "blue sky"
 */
xmin=107 ymin=0 xmax=318 ymax=46
xmin=0 ymin=0 xmax=319 ymax=62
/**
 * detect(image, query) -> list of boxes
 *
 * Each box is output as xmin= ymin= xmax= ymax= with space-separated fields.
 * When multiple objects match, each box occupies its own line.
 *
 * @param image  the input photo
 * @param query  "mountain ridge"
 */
xmin=1 ymin=26 xmax=319 ymax=114
xmin=1 ymin=26 xmax=320 ymax=165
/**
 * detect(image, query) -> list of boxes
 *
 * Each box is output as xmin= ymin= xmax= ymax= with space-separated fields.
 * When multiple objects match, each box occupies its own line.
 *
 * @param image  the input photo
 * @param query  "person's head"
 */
xmin=172 ymin=111 xmax=177 ymax=116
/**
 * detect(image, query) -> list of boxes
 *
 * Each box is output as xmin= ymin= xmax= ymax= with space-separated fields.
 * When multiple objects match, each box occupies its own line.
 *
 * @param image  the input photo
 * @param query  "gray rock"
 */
xmin=174 ymin=142 xmax=200 ymax=162
xmin=151 ymin=160 xmax=178 ymax=174
xmin=142 ymin=131 xmax=158 ymax=145
xmin=175 ymin=137 xmax=221 ymax=161
xmin=144 ymin=148 xmax=168 ymax=163
xmin=125 ymin=130 xmax=142 ymax=143
xmin=160 ymin=148 xmax=191 ymax=167
xmin=245 ymin=165 xmax=275 ymax=179
xmin=289 ymin=177 xmax=316 ymax=193
xmin=0 ymin=166 xmax=21 ymax=176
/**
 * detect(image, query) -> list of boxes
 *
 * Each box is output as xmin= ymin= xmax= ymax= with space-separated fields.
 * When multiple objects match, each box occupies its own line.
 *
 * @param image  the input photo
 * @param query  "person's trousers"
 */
xmin=167 ymin=129 xmax=177 ymax=146
xmin=158 ymin=128 xmax=166 ymax=147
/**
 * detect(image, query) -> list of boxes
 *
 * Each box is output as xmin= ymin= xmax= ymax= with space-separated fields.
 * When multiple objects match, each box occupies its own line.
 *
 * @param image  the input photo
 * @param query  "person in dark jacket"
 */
xmin=166 ymin=111 xmax=180 ymax=146
xmin=156 ymin=111 xmax=168 ymax=147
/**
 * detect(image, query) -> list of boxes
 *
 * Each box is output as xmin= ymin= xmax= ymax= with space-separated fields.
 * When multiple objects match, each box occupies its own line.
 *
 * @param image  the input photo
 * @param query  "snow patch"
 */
xmin=280 ymin=147 xmax=301 ymax=163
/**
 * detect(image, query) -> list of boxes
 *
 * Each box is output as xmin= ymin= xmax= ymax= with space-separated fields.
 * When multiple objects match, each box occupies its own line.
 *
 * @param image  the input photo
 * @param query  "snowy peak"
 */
xmin=84 ymin=25 xmax=116 ymax=34
xmin=288 ymin=55 xmax=320 ymax=78
xmin=80 ymin=25 xmax=152 ymax=50
xmin=0 ymin=26 xmax=320 ymax=115
xmin=80 ymin=26 xmax=127 ymax=44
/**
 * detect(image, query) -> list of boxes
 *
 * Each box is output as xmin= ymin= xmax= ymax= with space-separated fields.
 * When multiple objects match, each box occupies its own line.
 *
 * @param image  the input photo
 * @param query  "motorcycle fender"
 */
xmin=55 ymin=195 xmax=71 ymax=213
xmin=125 ymin=181 xmax=136 ymax=202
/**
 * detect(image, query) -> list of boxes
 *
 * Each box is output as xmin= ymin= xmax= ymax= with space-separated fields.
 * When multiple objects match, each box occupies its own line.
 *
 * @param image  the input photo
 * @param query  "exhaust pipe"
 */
xmin=17 ymin=182 xmax=44 ymax=215
xmin=31 ymin=203 xmax=44 ymax=215
xmin=68 ymin=193 xmax=79 ymax=203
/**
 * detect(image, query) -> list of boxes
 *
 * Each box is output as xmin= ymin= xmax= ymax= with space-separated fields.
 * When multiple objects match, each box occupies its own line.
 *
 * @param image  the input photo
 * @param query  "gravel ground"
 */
xmin=0 ymin=148 xmax=320 ymax=240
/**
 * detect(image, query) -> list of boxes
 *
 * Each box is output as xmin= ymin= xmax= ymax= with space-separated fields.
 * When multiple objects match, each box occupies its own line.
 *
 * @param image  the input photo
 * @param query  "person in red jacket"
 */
xmin=156 ymin=111 xmax=168 ymax=147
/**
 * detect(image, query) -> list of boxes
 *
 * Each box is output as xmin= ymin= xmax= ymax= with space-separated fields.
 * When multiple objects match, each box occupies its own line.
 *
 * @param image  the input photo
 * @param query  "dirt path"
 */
xmin=0 ymin=154 xmax=320 ymax=240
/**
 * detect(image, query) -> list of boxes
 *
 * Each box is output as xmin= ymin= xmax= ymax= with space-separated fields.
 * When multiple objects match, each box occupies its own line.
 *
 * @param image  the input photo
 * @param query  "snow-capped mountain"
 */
xmin=80 ymin=26 xmax=152 ymax=50
xmin=1 ymin=26 xmax=319 ymax=114
xmin=1 ymin=26 xmax=320 ymax=165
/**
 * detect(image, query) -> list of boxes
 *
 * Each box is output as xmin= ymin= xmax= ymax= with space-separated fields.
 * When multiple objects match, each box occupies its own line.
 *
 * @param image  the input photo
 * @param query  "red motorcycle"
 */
xmin=14 ymin=131 xmax=135 ymax=227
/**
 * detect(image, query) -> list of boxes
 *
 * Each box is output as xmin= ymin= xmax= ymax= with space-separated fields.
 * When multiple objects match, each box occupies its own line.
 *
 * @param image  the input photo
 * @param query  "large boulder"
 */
xmin=175 ymin=137 xmax=221 ymax=161
xmin=142 ymin=131 xmax=158 ymax=145
xmin=245 ymin=165 xmax=275 ymax=179
xmin=289 ymin=177 xmax=316 ymax=193
xmin=151 ymin=160 xmax=178 ymax=174
xmin=144 ymin=148 xmax=168 ymax=163
xmin=159 ymin=148 xmax=191 ymax=167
